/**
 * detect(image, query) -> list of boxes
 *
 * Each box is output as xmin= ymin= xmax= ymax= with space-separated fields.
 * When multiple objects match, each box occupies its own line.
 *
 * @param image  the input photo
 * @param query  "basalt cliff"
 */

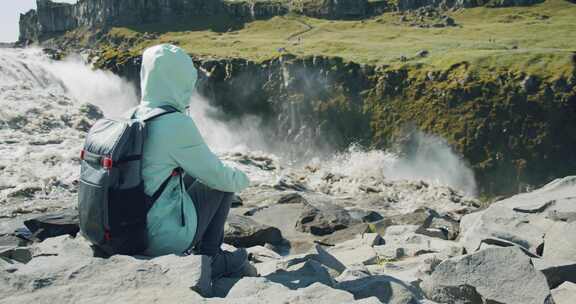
xmin=93 ymin=50 xmax=576 ymax=196
xmin=19 ymin=0 xmax=544 ymax=43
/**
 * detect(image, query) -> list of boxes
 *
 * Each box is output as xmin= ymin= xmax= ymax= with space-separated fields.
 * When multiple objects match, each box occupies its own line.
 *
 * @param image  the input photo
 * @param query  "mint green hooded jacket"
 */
xmin=134 ymin=44 xmax=250 ymax=256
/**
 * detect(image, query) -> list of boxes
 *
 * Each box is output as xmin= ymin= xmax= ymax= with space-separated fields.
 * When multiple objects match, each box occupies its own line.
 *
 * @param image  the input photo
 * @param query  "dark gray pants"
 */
xmin=184 ymin=175 xmax=233 ymax=257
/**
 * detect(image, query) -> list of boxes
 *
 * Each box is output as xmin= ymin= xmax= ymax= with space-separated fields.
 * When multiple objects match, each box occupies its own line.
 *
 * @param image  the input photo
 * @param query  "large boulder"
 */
xmin=23 ymin=209 xmax=79 ymax=241
xmin=551 ymin=282 xmax=576 ymax=304
xmin=421 ymin=247 xmax=553 ymax=304
xmin=295 ymin=195 xmax=358 ymax=236
xmin=335 ymin=271 xmax=421 ymax=304
xmin=533 ymin=258 xmax=576 ymax=289
xmin=224 ymin=214 xmax=284 ymax=248
xmin=460 ymin=176 xmax=576 ymax=254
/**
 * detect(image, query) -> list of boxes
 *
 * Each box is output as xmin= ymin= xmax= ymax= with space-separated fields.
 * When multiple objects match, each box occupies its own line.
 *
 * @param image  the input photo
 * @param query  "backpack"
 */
xmin=78 ymin=105 xmax=178 ymax=255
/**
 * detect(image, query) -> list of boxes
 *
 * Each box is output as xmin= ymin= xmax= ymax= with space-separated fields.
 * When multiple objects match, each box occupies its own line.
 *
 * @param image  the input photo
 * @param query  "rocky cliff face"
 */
xmin=223 ymin=0 xmax=290 ymax=20
xmin=19 ymin=0 xmax=546 ymax=44
xmin=23 ymin=0 xmax=222 ymax=41
xmin=94 ymin=50 xmax=576 ymax=196
xmin=19 ymin=0 xmax=373 ymax=44
xmin=18 ymin=10 xmax=39 ymax=44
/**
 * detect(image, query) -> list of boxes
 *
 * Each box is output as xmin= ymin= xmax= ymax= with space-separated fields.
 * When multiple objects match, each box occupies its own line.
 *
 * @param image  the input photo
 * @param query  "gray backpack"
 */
xmin=78 ymin=105 xmax=178 ymax=255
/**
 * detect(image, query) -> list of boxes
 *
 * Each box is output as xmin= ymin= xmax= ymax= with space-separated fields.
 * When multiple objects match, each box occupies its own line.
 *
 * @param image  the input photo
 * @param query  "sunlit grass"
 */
xmin=103 ymin=0 xmax=576 ymax=77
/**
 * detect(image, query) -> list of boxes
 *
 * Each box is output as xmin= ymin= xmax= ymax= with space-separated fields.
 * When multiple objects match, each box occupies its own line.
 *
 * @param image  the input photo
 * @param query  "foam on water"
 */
xmin=0 ymin=48 xmax=136 ymax=202
xmin=0 ymin=48 xmax=137 ymax=117
xmin=0 ymin=48 xmax=477 ymax=201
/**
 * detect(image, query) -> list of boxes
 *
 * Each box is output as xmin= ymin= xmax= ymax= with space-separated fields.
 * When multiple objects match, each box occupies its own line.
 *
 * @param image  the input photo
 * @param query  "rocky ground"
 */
xmin=2 ymin=135 xmax=576 ymax=303
xmin=1 ymin=49 xmax=575 ymax=303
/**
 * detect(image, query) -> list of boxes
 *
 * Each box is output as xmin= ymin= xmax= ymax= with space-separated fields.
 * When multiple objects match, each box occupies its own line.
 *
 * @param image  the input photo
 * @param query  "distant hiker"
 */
xmin=136 ymin=44 xmax=251 ymax=278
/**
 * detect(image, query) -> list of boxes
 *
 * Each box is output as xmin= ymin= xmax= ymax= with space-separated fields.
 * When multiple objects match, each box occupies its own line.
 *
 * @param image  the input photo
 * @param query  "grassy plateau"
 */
xmin=96 ymin=0 xmax=576 ymax=78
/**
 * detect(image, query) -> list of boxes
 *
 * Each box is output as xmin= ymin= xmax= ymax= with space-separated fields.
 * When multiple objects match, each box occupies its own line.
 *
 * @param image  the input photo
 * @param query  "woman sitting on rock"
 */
xmin=135 ymin=44 xmax=251 ymax=279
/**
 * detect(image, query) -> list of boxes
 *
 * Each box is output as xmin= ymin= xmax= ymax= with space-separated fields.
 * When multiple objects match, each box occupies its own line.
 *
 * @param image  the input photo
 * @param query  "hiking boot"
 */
xmin=211 ymin=248 xmax=249 ymax=279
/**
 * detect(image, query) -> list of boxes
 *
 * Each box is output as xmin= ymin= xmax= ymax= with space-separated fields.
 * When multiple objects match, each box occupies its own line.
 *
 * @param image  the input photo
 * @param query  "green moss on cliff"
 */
xmin=92 ymin=0 xmax=576 ymax=79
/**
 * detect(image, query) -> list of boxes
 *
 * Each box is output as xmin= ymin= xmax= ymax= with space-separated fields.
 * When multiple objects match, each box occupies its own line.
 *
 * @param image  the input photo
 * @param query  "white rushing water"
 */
xmin=0 ymin=48 xmax=477 ymax=200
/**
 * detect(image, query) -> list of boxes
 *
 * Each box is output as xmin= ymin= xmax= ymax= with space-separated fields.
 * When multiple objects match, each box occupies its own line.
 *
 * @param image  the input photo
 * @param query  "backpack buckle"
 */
xmin=102 ymin=156 xmax=113 ymax=169
xmin=171 ymin=168 xmax=182 ymax=176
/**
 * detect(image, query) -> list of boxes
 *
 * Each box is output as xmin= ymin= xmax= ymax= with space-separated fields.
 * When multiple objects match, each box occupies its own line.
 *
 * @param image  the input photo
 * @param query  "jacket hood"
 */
xmin=140 ymin=44 xmax=197 ymax=112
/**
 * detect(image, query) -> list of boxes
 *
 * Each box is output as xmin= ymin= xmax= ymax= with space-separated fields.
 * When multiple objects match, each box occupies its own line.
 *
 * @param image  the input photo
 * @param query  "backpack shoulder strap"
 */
xmin=140 ymin=105 xmax=179 ymax=122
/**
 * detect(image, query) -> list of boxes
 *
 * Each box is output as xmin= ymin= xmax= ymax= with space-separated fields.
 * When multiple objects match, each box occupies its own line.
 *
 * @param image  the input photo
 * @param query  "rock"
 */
xmin=247 ymin=245 xmax=282 ymax=263
xmin=152 ymin=254 xmax=213 ymax=297
xmin=547 ymin=207 xmax=576 ymax=223
xmin=224 ymin=278 xmax=360 ymax=303
xmin=374 ymin=224 xmax=462 ymax=261
xmin=326 ymin=240 xmax=379 ymax=266
xmin=374 ymin=238 xmax=461 ymax=261
xmin=348 ymin=209 xmax=384 ymax=223
xmin=335 ymin=274 xmax=421 ymax=304
xmin=443 ymin=16 xmax=456 ymax=27
xmin=0 ymin=246 xmax=32 ymax=263
xmin=0 ymin=256 xmax=21 ymax=273
xmin=543 ymin=222 xmax=576 ymax=260
xmin=277 ymin=192 xmax=306 ymax=204
xmin=224 ymin=214 xmax=284 ymax=248
xmin=418 ymin=255 xmax=444 ymax=275
xmin=416 ymin=209 xmax=460 ymax=240
xmin=533 ymin=258 xmax=576 ymax=289
xmin=422 ymin=247 xmax=553 ymax=304
xmin=383 ymin=225 xmax=421 ymax=236
xmin=30 ymin=234 xmax=95 ymax=258
xmin=23 ymin=209 xmax=79 ymax=241
xmin=1 ymin=236 xmax=211 ymax=303
xmin=0 ymin=234 xmax=29 ymax=247
xmin=417 ymin=50 xmax=430 ymax=58
xmin=5 ymin=183 xmax=42 ymax=198
xmin=459 ymin=177 xmax=576 ymax=254
xmin=274 ymin=176 xmax=307 ymax=191
xmin=552 ymin=282 xmax=576 ymax=304
xmin=319 ymin=223 xmax=370 ymax=247
xmin=265 ymin=259 xmax=335 ymax=289
xmin=314 ymin=244 xmax=347 ymax=274
xmin=361 ymin=233 xmax=385 ymax=246
xmin=241 ymin=202 xmax=314 ymax=254
xmin=295 ymin=195 xmax=358 ymax=236
xmin=366 ymin=209 xmax=432 ymax=236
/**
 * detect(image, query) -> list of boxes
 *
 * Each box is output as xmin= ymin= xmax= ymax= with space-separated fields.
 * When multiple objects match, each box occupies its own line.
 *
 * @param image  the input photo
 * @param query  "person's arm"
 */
xmin=169 ymin=115 xmax=250 ymax=193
